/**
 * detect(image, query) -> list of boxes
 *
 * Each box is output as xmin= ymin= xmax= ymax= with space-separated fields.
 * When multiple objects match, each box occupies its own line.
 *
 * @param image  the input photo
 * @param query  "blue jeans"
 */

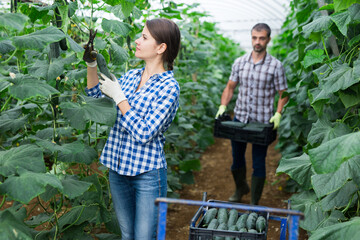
xmin=230 ymin=119 xmax=268 ymax=177
xmin=109 ymin=168 xmax=167 ymax=240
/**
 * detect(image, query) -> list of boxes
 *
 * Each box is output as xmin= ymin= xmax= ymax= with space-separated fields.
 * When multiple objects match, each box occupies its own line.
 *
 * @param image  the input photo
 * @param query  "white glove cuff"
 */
xmin=113 ymin=95 xmax=127 ymax=105
xmin=86 ymin=61 xmax=97 ymax=68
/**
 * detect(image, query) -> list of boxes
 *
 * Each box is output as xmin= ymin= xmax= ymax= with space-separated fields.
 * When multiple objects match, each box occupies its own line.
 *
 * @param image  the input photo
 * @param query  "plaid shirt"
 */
xmin=85 ymin=69 xmax=180 ymax=176
xmin=229 ymin=52 xmax=287 ymax=123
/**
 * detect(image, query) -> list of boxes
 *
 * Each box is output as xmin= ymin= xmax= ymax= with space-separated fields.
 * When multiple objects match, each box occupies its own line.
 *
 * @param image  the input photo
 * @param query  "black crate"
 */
xmin=214 ymin=114 xmax=276 ymax=146
xmin=189 ymin=200 xmax=269 ymax=240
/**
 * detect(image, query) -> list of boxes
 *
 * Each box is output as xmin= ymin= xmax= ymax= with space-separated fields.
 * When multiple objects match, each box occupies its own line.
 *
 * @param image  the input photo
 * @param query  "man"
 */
xmin=215 ymin=23 xmax=288 ymax=205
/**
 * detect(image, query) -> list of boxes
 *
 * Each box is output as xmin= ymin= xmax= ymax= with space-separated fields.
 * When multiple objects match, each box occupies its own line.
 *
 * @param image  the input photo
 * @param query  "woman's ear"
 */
xmin=157 ymin=43 xmax=167 ymax=55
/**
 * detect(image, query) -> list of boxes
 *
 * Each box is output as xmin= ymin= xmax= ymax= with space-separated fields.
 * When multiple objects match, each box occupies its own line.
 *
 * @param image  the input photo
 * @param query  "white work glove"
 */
xmin=215 ymin=105 xmax=227 ymax=118
xmin=98 ymin=73 xmax=127 ymax=105
xmin=269 ymin=112 xmax=281 ymax=129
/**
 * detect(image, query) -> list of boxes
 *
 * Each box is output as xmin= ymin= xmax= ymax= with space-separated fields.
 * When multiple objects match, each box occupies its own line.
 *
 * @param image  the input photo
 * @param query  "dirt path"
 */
xmin=165 ymin=137 xmax=308 ymax=239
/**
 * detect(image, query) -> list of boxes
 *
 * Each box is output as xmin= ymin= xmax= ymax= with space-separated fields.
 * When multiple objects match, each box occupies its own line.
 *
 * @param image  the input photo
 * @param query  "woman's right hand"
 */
xmin=83 ymin=29 xmax=98 ymax=65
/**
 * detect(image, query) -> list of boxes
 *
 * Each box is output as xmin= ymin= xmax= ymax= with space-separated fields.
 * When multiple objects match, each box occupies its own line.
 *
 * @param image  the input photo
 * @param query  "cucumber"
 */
xmin=236 ymin=213 xmax=248 ymax=229
xmin=59 ymin=38 xmax=68 ymax=51
xmin=255 ymin=216 xmax=267 ymax=233
xmin=246 ymin=212 xmax=258 ymax=230
xmin=214 ymin=223 xmax=227 ymax=240
xmin=248 ymin=229 xmax=258 ymax=234
xmin=208 ymin=219 xmax=219 ymax=230
xmin=203 ymin=208 xmax=218 ymax=225
xmin=227 ymin=209 xmax=238 ymax=227
xmin=96 ymin=53 xmax=112 ymax=79
xmin=217 ymin=208 xmax=228 ymax=224
xmin=238 ymin=227 xmax=247 ymax=232
xmin=225 ymin=225 xmax=239 ymax=240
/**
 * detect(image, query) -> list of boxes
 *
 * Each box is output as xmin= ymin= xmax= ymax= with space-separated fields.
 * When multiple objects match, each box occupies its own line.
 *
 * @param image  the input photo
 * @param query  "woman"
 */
xmin=84 ymin=18 xmax=181 ymax=239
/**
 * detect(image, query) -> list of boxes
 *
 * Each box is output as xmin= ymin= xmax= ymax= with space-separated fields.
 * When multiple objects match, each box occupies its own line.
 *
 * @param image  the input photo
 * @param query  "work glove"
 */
xmin=99 ymin=73 xmax=127 ymax=105
xmin=83 ymin=29 xmax=98 ymax=67
xmin=215 ymin=105 xmax=227 ymax=118
xmin=269 ymin=112 xmax=281 ymax=129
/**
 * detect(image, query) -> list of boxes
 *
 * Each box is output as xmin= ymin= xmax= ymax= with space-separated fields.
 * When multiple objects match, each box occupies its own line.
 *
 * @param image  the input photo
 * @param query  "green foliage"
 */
xmin=272 ymin=0 xmax=360 ymax=237
xmin=0 ymin=0 xmax=243 ymax=238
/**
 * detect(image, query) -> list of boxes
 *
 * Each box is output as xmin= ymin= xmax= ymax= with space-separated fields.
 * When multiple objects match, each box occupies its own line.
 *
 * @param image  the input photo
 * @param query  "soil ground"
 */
xmin=165 ymin=137 xmax=308 ymax=240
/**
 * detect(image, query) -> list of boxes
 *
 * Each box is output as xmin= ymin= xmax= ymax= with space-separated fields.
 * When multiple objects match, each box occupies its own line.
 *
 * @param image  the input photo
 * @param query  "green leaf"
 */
xmin=276 ymin=153 xmax=315 ymax=189
xmin=0 ymin=13 xmax=29 ymax=31
xmin=8 ymin=75 xmax=59 ymax=100
xmin=0 ymin=145 xmax=45 ymax=177
xmin=317 ymin=210 xmax=346 ymax=229
xmin=303 ymin=49 xmax=326 ymax=68
xmin=66 ymin=34 xmax=84 ymax=53
xmin=320 ymin=180 xmax=358 ymax=211
xmin=308 ymin=117 xmax=351 ymax=145
xmin=0 ymin=210 xmax=33 ymax=240
xmin=109 ymin=39 xmax=129 ymax=65
xmin=101 ymin=19 xmax=132 ymax=37
xmin=0 ymin=112 xmax=28 ymax=134
xmin=330 ymin=11 xmax=351 ymax=36
xmin=0 ymin=171 xmax=63 ymax=204
xmin=103 ymin=0 xmax=122 ymax=6
xmin=0 ymin=40 xmax=16 ymax=54
xmin=349 ymin=3 xmax=360 ymax=21
xmin=302 ymin=16 xmax=332 ymax=38
xmin=12 ymin=26 xmax=65 ymax=51
xmin=309 ymin=132 xmax=360 ymax=174
xmin=333 ymin=0 xmax=360 ymax=12
xmin=60 ymin=96 xmax=116 ymax=130
xmin=61 ymin=175 xmax=93 ymax=199
xmin=309 ymin=217 xmax=360 ymax=240
xmin=58 ymin=205 xmax=98 ymax=231
xmin=120 ymin=0 xmax=135 ymax=18
xmin=290 ymin=191 xmax=327 ymax=231
xmin=321 ymin=63 xmax=360 ymax=95
xmin=339 ymin=83 xmax=360 ymax=108
xmin=57 ymin=141 xmax=97 ymax=164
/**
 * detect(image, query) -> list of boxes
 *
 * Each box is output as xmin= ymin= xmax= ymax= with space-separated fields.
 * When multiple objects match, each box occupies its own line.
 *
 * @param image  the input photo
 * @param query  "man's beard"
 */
xmin=253 ymin=44 xmax=265 ymax=52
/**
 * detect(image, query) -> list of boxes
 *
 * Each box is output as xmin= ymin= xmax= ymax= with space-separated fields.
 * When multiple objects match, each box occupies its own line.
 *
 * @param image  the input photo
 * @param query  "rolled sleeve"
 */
xmin=85 ymin=83 xmax=103 ymax=98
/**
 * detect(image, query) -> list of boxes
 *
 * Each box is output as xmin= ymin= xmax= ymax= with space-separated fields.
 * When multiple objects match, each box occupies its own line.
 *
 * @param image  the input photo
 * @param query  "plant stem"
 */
xmin=2 ymin=49 xmax=17 ymax=65
xmin=0 ymin=96 xmax=12 ymax=112
xmin=0 ymin=195 xmax=6 ymax=208
xmin=321 ymin=35 xmax=332 ymax=69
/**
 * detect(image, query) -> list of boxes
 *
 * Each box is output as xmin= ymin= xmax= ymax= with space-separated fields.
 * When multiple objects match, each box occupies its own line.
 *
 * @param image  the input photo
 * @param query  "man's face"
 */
xmin=251 ymin=29 xmax=270 ymax=53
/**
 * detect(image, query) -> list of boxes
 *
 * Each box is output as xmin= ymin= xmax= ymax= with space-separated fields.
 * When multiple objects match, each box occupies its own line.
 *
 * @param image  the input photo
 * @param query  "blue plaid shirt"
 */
xmin=85 ymin=68 xmax=180 ymax=176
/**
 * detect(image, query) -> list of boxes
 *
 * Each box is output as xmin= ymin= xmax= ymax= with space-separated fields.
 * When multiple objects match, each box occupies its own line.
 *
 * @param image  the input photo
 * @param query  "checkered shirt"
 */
xmin=85 ymin=69 xmax=180 ymax=176
xmin=229 ymin=52 xmax=287 ymax=123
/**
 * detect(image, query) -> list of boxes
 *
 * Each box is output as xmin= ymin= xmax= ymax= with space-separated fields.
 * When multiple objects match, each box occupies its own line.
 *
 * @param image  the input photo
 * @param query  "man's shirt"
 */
xmin=86 ymin=69 xmax=180 ymax=176
xmin=229 ymin=52 xmax=287 ymax=123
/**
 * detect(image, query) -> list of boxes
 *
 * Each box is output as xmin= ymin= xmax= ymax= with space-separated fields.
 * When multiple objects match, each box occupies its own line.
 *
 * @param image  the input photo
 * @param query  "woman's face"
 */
xmin=135 ymin=25 xmax=162 ymax=61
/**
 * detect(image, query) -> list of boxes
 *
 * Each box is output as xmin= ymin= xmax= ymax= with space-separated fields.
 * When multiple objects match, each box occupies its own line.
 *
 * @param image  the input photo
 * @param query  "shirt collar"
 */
xmin=247 ymin=51 xmax=269 ymax=65
xmin=136 ymin=68 xmax=174 ymax=82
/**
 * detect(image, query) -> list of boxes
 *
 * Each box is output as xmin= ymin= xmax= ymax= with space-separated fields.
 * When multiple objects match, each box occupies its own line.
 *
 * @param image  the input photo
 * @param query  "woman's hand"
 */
xmin=99 ymin=73 xmax=127 ymax=105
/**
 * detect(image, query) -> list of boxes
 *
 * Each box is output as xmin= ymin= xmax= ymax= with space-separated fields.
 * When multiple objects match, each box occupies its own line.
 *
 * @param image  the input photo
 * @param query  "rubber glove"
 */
xmin=99 ymin=73 xmax=127 ymax=105
xmin=269 ymin=112 xmax=281 ymax=129
xmin=215 ymin=105 xmax=227 ymax=118
xmin=83 ymin=29 xmax=98 ymax=67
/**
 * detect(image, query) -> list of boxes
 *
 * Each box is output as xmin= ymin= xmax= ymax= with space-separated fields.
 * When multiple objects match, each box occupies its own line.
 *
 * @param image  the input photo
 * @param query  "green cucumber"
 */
xmin=238 ymin=227 xmax=247 ymax=232
xmin=246 ymin=212 xmax=258 ymax=230
xmin=96 ymin=53 xmax=112 ymax=79
xmin=236 ymin=213 xmax=248 ymax=229
xmin=203 ymin=208 xmax=218 ymax=225
xmin=215 ymin=223 xmax=228 ymax=240
xmin=217 ymin=208 xmax=228 ymax=224
xmin=248 ymin=229 xmax=258 ymax=234
xmin=255 ymin=216 xmax=267 ymax=233
xmin=227 ymin=209 xmax=238 ymax=226
xmin=208 ymin=219 xmax=219 ymax=229
xmin=225 ymin=225 xmax=239 ymax=240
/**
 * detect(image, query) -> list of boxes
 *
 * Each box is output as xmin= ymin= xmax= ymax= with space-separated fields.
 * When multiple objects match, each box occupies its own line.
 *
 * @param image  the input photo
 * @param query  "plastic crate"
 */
xmin=214 ymin=114 xmax=276 ymax=146
xmin=189 ymin=200 xmax=269 ymax=240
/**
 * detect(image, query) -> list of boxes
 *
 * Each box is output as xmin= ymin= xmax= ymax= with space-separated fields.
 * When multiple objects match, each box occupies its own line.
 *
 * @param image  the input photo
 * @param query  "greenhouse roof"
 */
xmin=175 ymin=0 xmax=290 ymax=52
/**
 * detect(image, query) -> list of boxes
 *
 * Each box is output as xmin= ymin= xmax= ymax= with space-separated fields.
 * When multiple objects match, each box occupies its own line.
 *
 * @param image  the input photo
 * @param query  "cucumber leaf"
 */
xmin=331 ymin=10 xmax=351 ymax=36
xmin=101 ymin=19 xmax=132 ymax=37
xmin=309 ymin=217 xmax=360 ymax=240
xmin=61 ymin=175 xmax=93 ymax=199
xmin=0 ymin=13 xmax=29 ymax=31
xmin=309 ymin=131 xmax=360 ymax=174
xmin=277 ymin=153 xmax=315 ymax=190
xmin=320 ymin=180 xmax=358 ymax=211
xmin=303 ymin=49 xmax=326 ymax=68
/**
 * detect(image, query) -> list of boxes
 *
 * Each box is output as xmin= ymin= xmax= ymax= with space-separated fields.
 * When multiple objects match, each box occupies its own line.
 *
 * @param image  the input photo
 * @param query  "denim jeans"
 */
xmin=230 ymin=119 xmax=268 ymax=177
xmin=109 ymin=168 xmax=167 ymax=240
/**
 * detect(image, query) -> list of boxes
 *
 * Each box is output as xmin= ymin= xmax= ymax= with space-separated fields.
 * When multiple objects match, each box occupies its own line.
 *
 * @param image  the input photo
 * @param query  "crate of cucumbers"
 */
xmin=214 ymin=114 xmax=276 ymax=146
xmin=189 ymin=202 xmax=269 ymax=240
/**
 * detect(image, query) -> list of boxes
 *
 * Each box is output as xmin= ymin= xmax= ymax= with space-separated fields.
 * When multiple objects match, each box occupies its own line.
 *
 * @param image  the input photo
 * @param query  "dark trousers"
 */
xmin=230 ymin=140 xmax=268 ymax=177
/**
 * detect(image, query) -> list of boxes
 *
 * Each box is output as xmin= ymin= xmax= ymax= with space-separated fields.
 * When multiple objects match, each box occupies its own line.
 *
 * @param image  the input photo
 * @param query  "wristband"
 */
xmin=86 ymin=61 xmax=97 ymax=68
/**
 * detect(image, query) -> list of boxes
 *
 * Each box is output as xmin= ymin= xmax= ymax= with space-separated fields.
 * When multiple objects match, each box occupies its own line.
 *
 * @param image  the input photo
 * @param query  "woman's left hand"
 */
xmin=99 ymin=73 xmax=127 ymax=105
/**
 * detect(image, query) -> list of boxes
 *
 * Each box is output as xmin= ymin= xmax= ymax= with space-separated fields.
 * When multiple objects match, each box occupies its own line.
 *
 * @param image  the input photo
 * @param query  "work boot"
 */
xmin=250 ymin=176 xmax=266 ymax=205
xmin=228 ymin=168 xmax=250 ymax=202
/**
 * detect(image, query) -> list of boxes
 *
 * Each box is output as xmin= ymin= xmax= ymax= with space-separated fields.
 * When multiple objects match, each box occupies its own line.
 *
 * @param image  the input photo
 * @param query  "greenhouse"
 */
xmin=0 ymin=0 xmax=360 ymax=239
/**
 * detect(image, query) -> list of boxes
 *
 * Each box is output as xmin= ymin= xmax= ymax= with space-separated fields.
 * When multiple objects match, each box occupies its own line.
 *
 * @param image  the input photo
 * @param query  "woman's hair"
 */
xmin=145 ymin=18 xmax=181 ymax=70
